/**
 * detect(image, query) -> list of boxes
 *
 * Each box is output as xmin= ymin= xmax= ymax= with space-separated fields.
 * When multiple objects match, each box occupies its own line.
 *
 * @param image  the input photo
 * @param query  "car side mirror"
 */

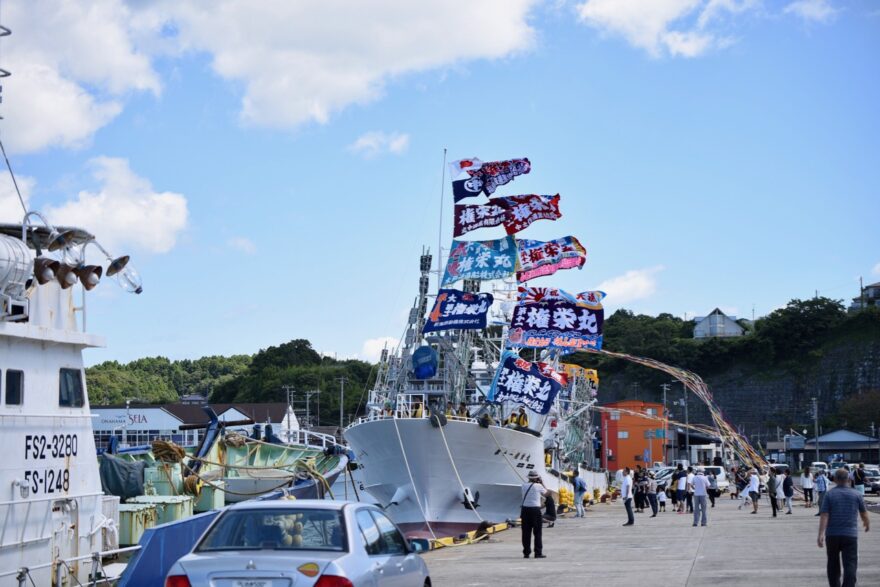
xmin=408 ymin=539 xmax=429 ymax=553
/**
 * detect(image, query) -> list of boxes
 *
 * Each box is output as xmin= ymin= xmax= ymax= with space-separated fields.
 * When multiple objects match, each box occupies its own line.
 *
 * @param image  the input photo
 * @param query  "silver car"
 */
xmin=165 ymin=500 xmax=431 ymax=587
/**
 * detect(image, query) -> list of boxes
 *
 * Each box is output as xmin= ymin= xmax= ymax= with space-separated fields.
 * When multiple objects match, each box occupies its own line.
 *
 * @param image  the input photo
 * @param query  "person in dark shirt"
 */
xmin=782 ymin=469 xmax=794 ymax=514
xmin=818 ymin=468 xmax=870 ymax=587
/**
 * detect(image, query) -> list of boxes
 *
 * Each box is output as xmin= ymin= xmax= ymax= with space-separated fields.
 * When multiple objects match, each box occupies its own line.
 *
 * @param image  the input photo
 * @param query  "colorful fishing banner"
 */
xmin=423 ymin=289 xmax=494 ymax=333
xmin=517 ymin=287 xmax=605 ymax=308
xmin=496 ymin=194 xmax=562 ymax=234
xmin=442 ymin=236 xmax=517 ymax=285
xmin=560 ymin=363 xmax=599 ymax=386
xmin=453 ymin=202 xmax=506 ymax=236
xmin=515 ymin=236 xmax=587 ymax=282
xmin=452 ymin=157 xmax=531 ymax=201
xmin=507 ymin=299 xmax=604 ymax=351
xmin=488 ymin=351 xmax=568 ymax=415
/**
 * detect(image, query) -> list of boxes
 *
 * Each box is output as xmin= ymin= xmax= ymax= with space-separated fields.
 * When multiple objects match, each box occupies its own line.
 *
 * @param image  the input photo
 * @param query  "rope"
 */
xmin=151 ymin=440 xmax=186 ymax=463
xmin=392 ymin=418 xmax=437 ymax=540
xmin=487 ymin=425 xmax=526 ymax=483
xmin=0 ymin=139 xmax=28 ymax=215
xmin=436 ymin=423 xmax=484 ymax=523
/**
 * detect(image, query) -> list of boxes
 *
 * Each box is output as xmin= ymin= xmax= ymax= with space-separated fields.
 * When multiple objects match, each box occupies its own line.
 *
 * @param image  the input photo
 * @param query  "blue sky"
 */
xmin=0 ymin=0 xmax=877 ymax=365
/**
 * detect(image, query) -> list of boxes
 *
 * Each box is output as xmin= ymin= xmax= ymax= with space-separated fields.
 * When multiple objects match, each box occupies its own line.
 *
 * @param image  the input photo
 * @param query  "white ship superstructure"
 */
xmin=0 ymin=219 xmax=142 ymax=585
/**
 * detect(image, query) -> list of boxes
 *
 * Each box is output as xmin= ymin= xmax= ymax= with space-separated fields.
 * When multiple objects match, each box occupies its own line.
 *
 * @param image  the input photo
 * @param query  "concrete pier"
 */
xmin=423 ymin=495 xmax=880 ymax=586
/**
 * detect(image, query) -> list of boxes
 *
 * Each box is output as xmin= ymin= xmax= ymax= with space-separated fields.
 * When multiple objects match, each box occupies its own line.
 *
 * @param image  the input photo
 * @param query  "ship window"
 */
xmin=59 ymin=368 xmax=85 ymax=407
xmin=5 ymin=370 xmax=23 ymax=405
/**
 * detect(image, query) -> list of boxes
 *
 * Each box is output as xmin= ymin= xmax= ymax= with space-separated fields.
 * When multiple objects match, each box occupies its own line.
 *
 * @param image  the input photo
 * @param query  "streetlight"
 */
xmin=675 ymin=392 xmax=689 ymax=464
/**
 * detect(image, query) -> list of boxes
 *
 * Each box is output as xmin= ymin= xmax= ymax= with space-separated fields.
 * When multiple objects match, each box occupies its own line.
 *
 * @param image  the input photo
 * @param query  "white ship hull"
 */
xmin=344 ymin=417 xmax=556 ymax=538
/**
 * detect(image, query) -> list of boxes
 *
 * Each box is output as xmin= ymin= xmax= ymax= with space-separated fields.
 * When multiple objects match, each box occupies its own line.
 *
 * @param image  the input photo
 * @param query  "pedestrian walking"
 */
xmin=572 ymin=470 xmax=587 ymax=518
xmin=520 ymin=470 xmax=547 ymax=559
xmin=802 ymin=466 xmax=814 ymax=508
xmin=775 ymin=468 xmax=786 ymax=513
xmin=634 ymin=466 xmax=646 ymax=513
xmin=767 ymin=469 xmax=779 ymax=518
xmin=818 ymin=468 xmax=871 ymax=587
xmin=707 ymin=470 xmax=718 ymax=508
xmin=674 ymin=464 xmax=687 ymax=513
xmin=747 ymin=468 xmax=760 ymax=514
xmin=852 ymin=463 xmax=867 ymax=496
xmin=621 ymin=466 xmax=635 ymax=526
xmin=657 ymin=486 xmax=667 ymax=512
xmin=647 ymin=472 xmax=659 ymax=517
xmin=690 ymin=467 xmax=710 ymax=527
xmin=783 ymin=468 xmax=794 ymax=514
xmin=543 ymin=491 xmax=557 ymax=528
xmin=815 ymin=469 xmax=829 ymax=517
xmin=685 ymin=466 xmax=695 ymax=513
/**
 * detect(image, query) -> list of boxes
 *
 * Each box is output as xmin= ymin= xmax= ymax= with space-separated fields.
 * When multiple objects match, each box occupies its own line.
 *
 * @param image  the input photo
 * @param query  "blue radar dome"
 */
xmin=412 ymin=346 xmax=439 ymax=379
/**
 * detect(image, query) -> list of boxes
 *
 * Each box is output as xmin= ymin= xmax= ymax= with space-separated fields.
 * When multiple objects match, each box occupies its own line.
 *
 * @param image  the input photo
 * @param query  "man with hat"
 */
xmin=690 ymin=467 xmax=710 ymax=527
xmin=521 ymin=470 xmax=548 ymax=558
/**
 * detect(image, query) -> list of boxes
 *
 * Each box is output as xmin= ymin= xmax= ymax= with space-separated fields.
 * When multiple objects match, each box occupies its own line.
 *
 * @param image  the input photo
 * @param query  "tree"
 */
xmin=837 ymin=390 xmax=880 ymax=432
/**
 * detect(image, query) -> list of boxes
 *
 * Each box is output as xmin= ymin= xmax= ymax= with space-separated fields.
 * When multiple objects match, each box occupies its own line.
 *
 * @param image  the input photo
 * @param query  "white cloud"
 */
xmin=227 ymin=236 xmax=257 ymax=255
xmin=45 ymin=157 xmax=187 ymax=254
xmin=784 ymin=0 xmax=837 ymax=23
xmin=596 ymin=266 xmax=664 ymax=304
xmin=348 ymin=131 xmax=410 ymax=158
xmin=872 ymin=263 xmax=880 ymax=277
xmin=139 ymin=0 xmax=537 ymax=129
xmin=2 ymin=0 xmax=160 ymax=153
xmin=360 ymin=337 xmax=399 ymax=363
xmin=0 ymin=172 xmax=34 ymax=220
xmin=576 ymin=0 xmax=757 ymax=58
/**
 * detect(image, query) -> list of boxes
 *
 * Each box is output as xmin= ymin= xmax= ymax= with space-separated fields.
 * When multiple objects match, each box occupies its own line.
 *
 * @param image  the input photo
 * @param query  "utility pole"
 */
xmin=660 ymin=383 xmax=670 ymax=463
xmin=812 ymin=397 xmax=819 ymax=463
xmin=337 ymin=377 xmax=348 ymax=431
xmin=303 ymin=389 xmax=320 ymax=430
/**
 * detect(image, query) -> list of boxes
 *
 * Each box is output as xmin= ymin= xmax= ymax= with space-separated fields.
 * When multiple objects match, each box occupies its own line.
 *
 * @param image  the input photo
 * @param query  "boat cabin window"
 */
xmin=5 ymin=370 xmax=23 ymax=405
xmin=59 ymin=368 xmax=84 ymax=408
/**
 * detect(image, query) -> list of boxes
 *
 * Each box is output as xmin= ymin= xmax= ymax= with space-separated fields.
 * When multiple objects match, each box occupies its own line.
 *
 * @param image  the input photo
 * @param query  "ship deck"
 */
xmin=423 ymin=493 xmax=880 ymax=586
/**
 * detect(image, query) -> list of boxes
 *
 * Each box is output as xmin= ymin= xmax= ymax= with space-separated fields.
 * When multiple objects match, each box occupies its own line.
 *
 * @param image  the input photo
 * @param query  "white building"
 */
xmin=91 ymin=402 xmax=298 ymax=450
xmin=693 ymin=308 xmax=745 ymax=339
xmin=849 ymin=281 xmax=880 ymax=313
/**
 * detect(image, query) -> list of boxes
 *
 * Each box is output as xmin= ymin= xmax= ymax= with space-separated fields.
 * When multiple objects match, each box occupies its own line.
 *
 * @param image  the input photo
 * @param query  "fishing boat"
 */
xmin=0 ymin=215 xmax=144 ymax=585
xmin=344 ymin=157 xmax=608 ymax=539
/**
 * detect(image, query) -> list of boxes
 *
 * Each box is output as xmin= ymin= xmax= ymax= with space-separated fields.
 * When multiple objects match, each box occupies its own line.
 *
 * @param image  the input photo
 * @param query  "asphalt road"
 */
xmin=423 ymin=492 xmax=880 ymax=586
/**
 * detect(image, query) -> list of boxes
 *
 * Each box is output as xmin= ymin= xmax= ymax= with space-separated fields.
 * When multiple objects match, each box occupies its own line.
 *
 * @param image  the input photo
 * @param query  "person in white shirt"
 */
xmin=802 ymin=466 xmax=815 ymax=508
xmin=675 ymin=465 xmax=688 ymax=513
xmin=685 ymin=467 xmax=695 ymax=513
xmin=690 ymin=467 xmax=711 ymax=526
xmin=621 ymin=467 xmax=635 ymax=526
xmin=747 ymin=469 xmax=760 ymax=514
xmin=520 ymin=470 xmax=548 ymax=558
xmin=657 ymin=484 xmax=667 ymax=512
xmin=775 ymin=469 xmax=786 ymax=513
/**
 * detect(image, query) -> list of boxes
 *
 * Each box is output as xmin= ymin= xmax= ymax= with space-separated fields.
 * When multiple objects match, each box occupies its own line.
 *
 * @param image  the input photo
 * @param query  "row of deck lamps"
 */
xmin=24 ymin=211 xmax=142 ymax=295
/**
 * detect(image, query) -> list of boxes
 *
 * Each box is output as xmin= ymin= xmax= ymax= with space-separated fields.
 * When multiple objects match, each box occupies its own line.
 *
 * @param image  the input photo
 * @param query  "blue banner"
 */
xmin=506 ymin=299 xmax=604 ymax=351
xmin=441 ymin=236 xmax=516 ymax=285
xmin=423 ymin=289 xmax=494 ymax=333
xmin=488 ymin=351 xmax=567 ymax=415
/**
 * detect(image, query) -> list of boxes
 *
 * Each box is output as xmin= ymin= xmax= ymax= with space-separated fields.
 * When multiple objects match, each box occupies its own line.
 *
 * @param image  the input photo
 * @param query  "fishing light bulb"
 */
xmin=116 ymin=264 xmax=143 ymax=295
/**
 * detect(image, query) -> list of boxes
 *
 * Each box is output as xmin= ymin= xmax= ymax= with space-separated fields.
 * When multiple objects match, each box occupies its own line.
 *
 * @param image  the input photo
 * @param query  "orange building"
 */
xmin=600 ymin=400 xmax=666 ymax=472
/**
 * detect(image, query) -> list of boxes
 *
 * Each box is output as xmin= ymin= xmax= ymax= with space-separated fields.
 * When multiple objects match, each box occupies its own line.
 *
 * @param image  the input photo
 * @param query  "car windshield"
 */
xmin=197 ymin=508 xmax=346 ymax=552
xmin=865 ymin=469 xmax=879 ymax=477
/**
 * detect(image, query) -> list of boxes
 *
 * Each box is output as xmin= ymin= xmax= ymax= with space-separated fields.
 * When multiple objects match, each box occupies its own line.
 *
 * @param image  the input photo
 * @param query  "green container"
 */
xmin=118 ymin=503 xmax=157 ymax=546
xmin=194 ymin=481 xmax=225 ymax=513
xmin=127 ymin=495 xmax=194 ymax=526
xmin=144 ymin=463 xmax=183 ymax=495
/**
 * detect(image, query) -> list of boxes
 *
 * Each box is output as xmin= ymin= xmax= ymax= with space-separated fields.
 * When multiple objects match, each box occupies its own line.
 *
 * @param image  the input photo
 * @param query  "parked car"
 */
xmin=810 ymin=462 xmax=828 ymax=475
xmin=829 ymin=462 xmax=849 ymax=471
xmin=864 ymin=467 xmax=880 ymax=494
xmin=165 ymin=500 xmax=430 ymax=587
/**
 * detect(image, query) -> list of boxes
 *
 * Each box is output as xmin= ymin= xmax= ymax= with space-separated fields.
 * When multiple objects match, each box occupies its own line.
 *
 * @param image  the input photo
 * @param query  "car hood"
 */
xmin=177 ymin=550 xmax=345 ymax=586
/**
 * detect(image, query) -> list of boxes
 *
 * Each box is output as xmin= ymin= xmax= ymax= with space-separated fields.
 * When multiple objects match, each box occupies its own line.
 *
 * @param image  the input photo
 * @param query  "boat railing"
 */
xmin=0 ymin=539 xmax=141 ymax=584
xmin=279 ymin=428 xmax=339 ymax=449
